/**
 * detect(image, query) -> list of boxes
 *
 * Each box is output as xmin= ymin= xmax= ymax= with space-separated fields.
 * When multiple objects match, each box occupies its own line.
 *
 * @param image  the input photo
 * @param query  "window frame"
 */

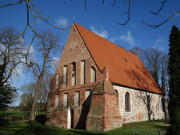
xmin=63 ymin=65 xmax=67 ymax=87
xmin=81 ymin=60 xmax=85 ymax=84
xmin=72 ymin=62 xmax=76 ymax=86
xmin=125 ymin=92 xmax=130 ymax=112
xmin=56 ymin=73 xmax=60 ymax=89
xmin=91 ymin=66 xmax=96 ymax=83
xmin=55 ymin=95 xmax=59 ymax=108
xmin=74 ymin=91 xmax=80 ymax=107
xmin=85 ymin=90 xmax=91 ymax=106
xmin=63 ymin=93 xmax=68 ymax=108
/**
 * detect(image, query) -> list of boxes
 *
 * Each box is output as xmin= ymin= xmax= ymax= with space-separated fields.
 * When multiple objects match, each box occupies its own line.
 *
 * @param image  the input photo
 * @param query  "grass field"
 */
xmin=0 ymin=110 xmax=169 ymax=135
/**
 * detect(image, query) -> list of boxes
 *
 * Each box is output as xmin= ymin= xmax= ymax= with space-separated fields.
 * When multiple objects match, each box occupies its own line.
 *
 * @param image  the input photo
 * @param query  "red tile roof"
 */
xmin=74 ymin=22 xmax=163 ymax=94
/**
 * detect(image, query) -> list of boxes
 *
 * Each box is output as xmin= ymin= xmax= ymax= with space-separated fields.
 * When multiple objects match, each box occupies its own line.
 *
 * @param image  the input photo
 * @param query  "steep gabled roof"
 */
xmin=74 ymin=22 xmax=163 ymax=94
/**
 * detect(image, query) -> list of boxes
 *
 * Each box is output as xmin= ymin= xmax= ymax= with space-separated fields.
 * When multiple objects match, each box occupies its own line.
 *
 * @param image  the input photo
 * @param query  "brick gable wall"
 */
xmin=46 ymin=23 xmax=104 ymax=129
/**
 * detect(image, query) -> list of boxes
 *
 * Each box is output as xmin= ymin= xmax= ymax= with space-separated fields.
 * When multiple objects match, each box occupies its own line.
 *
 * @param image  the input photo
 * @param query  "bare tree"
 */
xmin=130 ymin=47 xmax=169 ymax=91
xmin=0 ymin=26 xmax=26 ymax=110
xmin=0 ymin=26 xmax=26 ymax=85
xmin=29 ymin=30 xmax=61 ymax=121
xmin=140 ymin=48 xmax=163 ymax=85
xmin=19 ymin=81 xmax=36 ymax=111
xmin=20 ymin=72 xmax=53 ymax=111
xmin=129 ymin=46 xmax=142 ymax=57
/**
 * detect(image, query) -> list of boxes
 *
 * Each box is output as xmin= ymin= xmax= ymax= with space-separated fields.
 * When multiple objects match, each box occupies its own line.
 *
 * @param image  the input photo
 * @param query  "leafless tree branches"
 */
xmin=0 ymin=0 xmax=71 ymax=69
xmin=118 ymin=0 xmax=131 ymax=26
xmin=0 ymin=26 xmax=26 ymax=84
xmin=0 ymin=0 xmax=23 ymax=8
xmin=142 ymin=10 xmax=180 ymax=29
xmin=85 ymin=0 xmax=179 ymax=28
xmin=29 ymin=30 xmax=62 ymax=120
xmin=150 ymin=0 xmax=167 ymax=15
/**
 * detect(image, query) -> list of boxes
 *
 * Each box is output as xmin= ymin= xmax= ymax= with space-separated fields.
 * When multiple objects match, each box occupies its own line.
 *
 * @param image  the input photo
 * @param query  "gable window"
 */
xmin=91 ymin=66 xmax=96 ymax=83
xmin=63 ymin=65 xmax=67 ymax=87
xmin=85 ymin=90 xmax=91 ymax=106
xmin=81 ymin=60 xmax=85 ymax=84
xmin=55 ymin=95 xmax=59 ymax=108
xmin=125 ymin=92 xmax=130 ymax=112
xmin=56 ymin=73 xmax=60 ymax=89
xmin=64 ymin=93 xmax=68 ymax=108
xmin=72 ymin=62 xmax=76 ymax=86
xmin=75 ymin=91 xmax=80 ymax=107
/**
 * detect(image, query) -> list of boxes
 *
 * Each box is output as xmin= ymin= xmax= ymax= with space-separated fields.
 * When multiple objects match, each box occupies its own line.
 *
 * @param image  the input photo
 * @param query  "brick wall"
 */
xmin=46 ymin=23 xmax=104 ymax=129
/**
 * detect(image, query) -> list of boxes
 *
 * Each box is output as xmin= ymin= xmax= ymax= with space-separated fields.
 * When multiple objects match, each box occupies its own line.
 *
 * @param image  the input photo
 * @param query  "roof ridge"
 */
xmin=74 ymin=22 xmax=135 ymax=55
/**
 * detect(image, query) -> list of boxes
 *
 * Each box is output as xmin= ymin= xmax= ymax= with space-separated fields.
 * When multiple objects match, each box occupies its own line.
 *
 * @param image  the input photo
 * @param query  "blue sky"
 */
xmin=0 ymin=0 xmax=180 ymax=104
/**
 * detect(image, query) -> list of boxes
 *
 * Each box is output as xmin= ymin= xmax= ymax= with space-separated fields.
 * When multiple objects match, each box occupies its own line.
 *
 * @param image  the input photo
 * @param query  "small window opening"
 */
xmin=72 ymin=62 xmax=76 ymax=71
xmin=124 ymin=58 xmax=127 ymax=62
xmin=137 ymin=76 xmax=141 ymax=81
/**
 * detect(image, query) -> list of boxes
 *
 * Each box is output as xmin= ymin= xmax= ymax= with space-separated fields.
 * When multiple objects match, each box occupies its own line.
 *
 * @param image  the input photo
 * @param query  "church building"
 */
xmin=46 ymin=22 xmax=167 ymax=131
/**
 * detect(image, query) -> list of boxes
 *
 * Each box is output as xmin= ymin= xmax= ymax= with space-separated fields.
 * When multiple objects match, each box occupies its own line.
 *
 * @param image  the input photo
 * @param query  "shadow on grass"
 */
xmin=69 ymin=129 xmax=105 ymax=135
xmin=35 ymin=114 xmax=46 ymax=126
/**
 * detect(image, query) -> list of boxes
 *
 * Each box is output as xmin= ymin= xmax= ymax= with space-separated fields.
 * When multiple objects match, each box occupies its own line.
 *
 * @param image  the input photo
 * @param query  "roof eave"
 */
xmin=112 ymin=81 xmax=164 ymax=95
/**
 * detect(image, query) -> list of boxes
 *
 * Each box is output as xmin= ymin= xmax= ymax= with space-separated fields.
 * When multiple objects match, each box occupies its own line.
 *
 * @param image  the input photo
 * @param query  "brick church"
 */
xmin=46 ymin=22 xmax=167 ymax=131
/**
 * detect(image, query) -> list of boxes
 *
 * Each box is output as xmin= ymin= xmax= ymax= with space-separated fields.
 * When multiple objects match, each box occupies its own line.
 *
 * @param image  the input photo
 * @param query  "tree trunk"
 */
xmin=29 ymin=73 xmax=43 ymax=121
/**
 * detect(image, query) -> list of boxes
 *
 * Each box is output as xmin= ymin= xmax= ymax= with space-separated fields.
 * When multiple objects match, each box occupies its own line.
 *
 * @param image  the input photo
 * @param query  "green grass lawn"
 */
xmin=0 ymin=119 xmax=169 ymax=135
xmin=0 ymin=110 xmax=169 ymax=135
xmin=0 ymin=110 xmax=45 ymax=119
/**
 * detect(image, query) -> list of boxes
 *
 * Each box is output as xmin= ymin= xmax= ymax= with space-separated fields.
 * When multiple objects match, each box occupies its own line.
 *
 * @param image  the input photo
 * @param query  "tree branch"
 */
xmin=150 ymin=0 xmax=167 ymax=15
xmin=0 ymin=25 xmax=28 ymax=44
xmin=112 ymin=0 xmax=117 ymax=7
xmin=30 ymin=0 xmax=71 ymax=30
xmin=3 ymin=61 xmax=21 ymax=84
xmin=142 ymin=9 xmax=180 ymax=29
xmin=118 ymin=0 xmax=131 ymax=26
xmin=84 ymin=0 xmax=87 ymax=11
xmin=0 ymin=0 xmax=23 ymax=8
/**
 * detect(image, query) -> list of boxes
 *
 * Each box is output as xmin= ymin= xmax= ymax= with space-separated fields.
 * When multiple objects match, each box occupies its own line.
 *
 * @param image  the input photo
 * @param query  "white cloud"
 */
xmin=90 ymin=26 xmax=109 ymax=38
xmin=55 ymin=16 xmax=69 ymax=27
xmin=155 ymin=37 xmax=163 ymax=43
xmin=110 ymin=31 xmax=136 ymax=48
xmin=153 ymin=37 xmax=167 ymax=52
xmin=119 ymin=31 xmax=135 ymax=45
xmin=110 ymin=38 xmax=115 ymax=42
